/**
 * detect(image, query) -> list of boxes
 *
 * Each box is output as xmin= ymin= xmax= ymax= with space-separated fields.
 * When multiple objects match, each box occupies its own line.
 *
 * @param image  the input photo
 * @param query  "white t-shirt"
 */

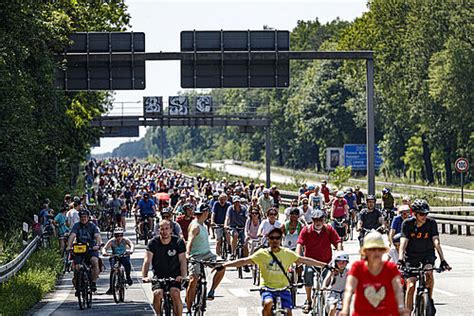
xmin=284 ymin=207 xmax=304 ymax=220
xmin=66 ymin=209 xmax=79 ymax=227
xmin=309 ymin=192 xmax=325 ymax=210
xmin=257 ymin=219 xmax=282 ymax=237
xmin=298 ymin=206 xmax=314 ymax=224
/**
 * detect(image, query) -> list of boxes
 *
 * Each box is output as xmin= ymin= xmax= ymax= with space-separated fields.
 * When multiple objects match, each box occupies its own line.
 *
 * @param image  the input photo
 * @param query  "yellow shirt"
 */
xmin=249 ymin=247 xmax=300 ymax=289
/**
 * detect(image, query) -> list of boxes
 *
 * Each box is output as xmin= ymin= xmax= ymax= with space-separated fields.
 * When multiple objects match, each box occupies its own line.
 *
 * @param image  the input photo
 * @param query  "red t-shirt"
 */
xmin=297 ymin=224 xmax=341 ymax=263
xmin=321 ymin=186 xmax=330 ymax=203
xmin=176 ymin=215 xmax=193 ymax=241
xmin=332 ymin=199 xmax=348 ymax=218
xmin=348 ymin=260 xmax=400 ymax=316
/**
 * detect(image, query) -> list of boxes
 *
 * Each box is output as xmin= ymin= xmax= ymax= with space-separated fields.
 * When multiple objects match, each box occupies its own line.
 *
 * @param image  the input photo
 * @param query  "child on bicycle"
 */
xmin=102 ymin=227 xmax=135 ymax=294
xmin=323 ymin=251 xmax=349 ymax=316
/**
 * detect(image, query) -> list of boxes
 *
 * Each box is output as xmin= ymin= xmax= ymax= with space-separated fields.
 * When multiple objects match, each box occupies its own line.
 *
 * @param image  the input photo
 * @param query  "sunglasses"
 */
xmin=268 ymin=213 xmax=278 ymax=216
xmin=268 ymin=235 xmax=282 ymax=240
xmin=416 ymin=213 xmax=428 ymax=216
xmin=251 ymin=212 xmax=259 ymax=215
xmin=303 ymin=202 xmax=308 ymax=205
xmin=114 ymin=234 xmax=123 ymax=238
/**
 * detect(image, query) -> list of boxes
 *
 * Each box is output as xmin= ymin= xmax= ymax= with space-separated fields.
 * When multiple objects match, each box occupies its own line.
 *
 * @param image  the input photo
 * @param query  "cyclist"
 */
xmin=357 ymin=195 xmax=385 ymax=245
xmin=298 ymin=196 xmax=314 ymax=225
xmin=137 ymin=192 xmax=156 ymax=236
xmin=331 ymin=191 xmax=350 ymax=237
xmin=340 ymin=231 xmax=408 ymax=316
xmin=388 ymin=205 xmax=410 ymax=246
xmin=320 ymin=180 xmax=331 ymax=204
xmin=382 ymin=187 xmax=395 ymax=211
xmin=67 ymin=210 xmax=102 ymax=293
xmin=257 ymin=207 xmax=282 ymax=245
xmin=186 ymin=203 xmax=225 ymax=306
xmin=225 ymin=196 xmax=248 ymax=260
xmin=281 ymin=207 xmax=304 ymax=251
xmin=283 ymin=199 xmax=299 ymax=221
xmin=398 ymin=199 xmax=451 ymax=312
xmin=296 ymin=209 xmax=342 ymax=314
xmin=258 ymin=189 xmax=274 ymax=218
xmin=176 ymin=203 xmax=194 ymax=242
xmin=108 ymin=191 xmax=125 ymax=229
xmin=156 ymin=208 xmax=184 ymax=239
xmin=217 ymin=227 xmax=326 ymax=316
xmin=322 ymin=251 xmax=349 ymax=316
xmin=270 ymin=185 xmax=282 ymax=208
xmin=39 ymin=201 xmax=54 ymax=229
xmin=354 ymin=185 xmax=364 ymax=208
xmin=53 ymin=206 xmax=70 ymax=251
xmin=211 ymin=193 xmax=230 ymax=257
xmin=103 ymin=227 xmax=134 ymax=294
xmin=142 ymin=219 xmax=187 ymax=315
xmin=66 ymin=201 xmax=81 ymax=228
xmin=386 ymin=233 xmax=401 ymax=263
xmin=309 ymin=185 xmax=324 ymax=210
xmin=245 ymin=206 xmax=262 ymax=255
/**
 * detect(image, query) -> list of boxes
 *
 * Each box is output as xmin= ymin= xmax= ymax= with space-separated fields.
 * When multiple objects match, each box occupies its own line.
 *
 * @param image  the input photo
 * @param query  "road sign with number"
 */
xmin=143 ymin=96 xmax=163 ymax=117
xmin=455 ymin=158 xmax=469 ymax=173
xmin=169 ymin=96 xmax=189 ymax=115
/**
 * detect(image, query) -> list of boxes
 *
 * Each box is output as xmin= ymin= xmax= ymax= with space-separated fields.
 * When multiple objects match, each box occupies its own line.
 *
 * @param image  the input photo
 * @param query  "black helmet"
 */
xmin=183 ymin=203 xmax=194 ymax=210
xmin=366 ymin=194 xmax=376 ymax=201
xmin=411 ymin=199 xmax=430 ymax=214
xmin=79 ymin=210 xmax=90 ymax=217
xmin=195 ymin=203 xmax=210 ymax=214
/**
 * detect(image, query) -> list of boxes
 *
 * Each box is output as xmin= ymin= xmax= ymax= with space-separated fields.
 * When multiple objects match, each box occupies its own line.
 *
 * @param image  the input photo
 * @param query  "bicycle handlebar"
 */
xmin=250 ymin=283 xmax=304 ymax=292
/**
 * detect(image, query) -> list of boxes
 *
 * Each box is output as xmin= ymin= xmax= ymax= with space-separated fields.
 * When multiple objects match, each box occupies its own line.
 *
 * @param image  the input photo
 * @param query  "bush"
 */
xmin=0 ymin=239 xmax=62 ymax=315
xmin=329 ymin=166 xmax=352 ymax=190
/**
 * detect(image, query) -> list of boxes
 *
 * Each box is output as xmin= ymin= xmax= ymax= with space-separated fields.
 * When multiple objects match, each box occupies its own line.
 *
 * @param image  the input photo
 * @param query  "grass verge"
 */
xmin=0 ymin=238 xmax=62 ymax=316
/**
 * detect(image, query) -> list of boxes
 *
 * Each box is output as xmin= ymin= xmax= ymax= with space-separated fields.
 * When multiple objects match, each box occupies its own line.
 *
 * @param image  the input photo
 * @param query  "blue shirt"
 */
xmin=391 ymin=215 xmax=404 ymax=234
xmin=54 ymin=213 xmax=69 ymax=236
xmin=39 ymin=209 xmax=51 ymax=226
xmin=212 ymin=201 xmax=230 ymax=224
xmin=344 ymin=194 xmax=356 ymax=209
xmin=138 ymin=199 xmax=155 ymax=216
xmin=71 ymin=222 xmax=99 ymax=246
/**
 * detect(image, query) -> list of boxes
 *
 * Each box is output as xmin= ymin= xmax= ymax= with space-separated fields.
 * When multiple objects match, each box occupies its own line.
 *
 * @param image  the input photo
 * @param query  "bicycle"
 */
xmin=358 ymin=226 xmax=386 ymax=247
xmin=214 ymin=224 xmax=231 ymax=260
xmin=250 ymin=283 xmax=303 ymax=316
xmin=287 ymin=263 xmax=303 ymax=308
xmin=249 ymin=238 xmax=264 ymax=286
xmin=71 ymin=243 xmax=93 ymax=310
xmin=307 ymin=265 xmax=332 ymax=316
xmin=188 ymin=258 xmax=224 ymax=316
xmin=332 ymin=217 xmax=348 ymax=242
xmin=108 ymin=253 xmax=129 ymax=303
xmin=152 ymin=277 xmax=187 ymax=316
xmin=136 ymin=214 xmax=154 ymax=245
xmin=41 ymin=224 xmax=54 ymax=248
xmin=232 ymin=226 xmax=246 ymax=279
xmin=402 ymin=263 xmax=445 ymax=316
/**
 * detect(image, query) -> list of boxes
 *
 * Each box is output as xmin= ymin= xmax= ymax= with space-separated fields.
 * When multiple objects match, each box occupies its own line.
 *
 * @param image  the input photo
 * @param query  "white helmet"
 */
xmin=334 ymin=250 xmax=349 ymax=262
xmin=114 ymin=227 xmax=124 ymax=235
xmin=336 ymin=191 xmax=345 ymax=198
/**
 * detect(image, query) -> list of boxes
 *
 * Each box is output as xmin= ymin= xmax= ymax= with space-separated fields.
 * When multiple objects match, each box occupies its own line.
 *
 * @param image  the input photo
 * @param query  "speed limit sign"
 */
xmin=455 ymin=158 xmax=469 ymax=173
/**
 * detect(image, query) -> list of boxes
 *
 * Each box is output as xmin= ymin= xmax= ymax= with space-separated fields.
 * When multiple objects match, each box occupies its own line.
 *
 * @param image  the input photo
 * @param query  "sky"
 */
xmin=91 ymin=0 xmax=368 ymax=154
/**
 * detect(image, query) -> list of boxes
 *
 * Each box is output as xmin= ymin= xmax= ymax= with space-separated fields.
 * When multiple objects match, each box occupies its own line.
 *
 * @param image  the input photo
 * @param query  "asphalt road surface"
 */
xmin=30 ymin=217 xmax=474 ymax=315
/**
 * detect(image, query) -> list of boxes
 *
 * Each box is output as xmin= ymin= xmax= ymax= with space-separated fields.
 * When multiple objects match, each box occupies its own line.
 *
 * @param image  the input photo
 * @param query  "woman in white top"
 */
xmin=257 ymin=207 xmax=282 ymax=246
xmin=245 ymin=206 xmax=262 ymax=254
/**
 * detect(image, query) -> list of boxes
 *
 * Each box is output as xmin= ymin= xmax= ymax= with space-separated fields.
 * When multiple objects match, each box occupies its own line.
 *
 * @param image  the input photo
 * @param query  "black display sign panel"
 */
xmin=181 ymin=30 xmax=289 ymax=88
xmin=102 ymin=126 xmax=139 ymax=137
xmin=55 ymin=32 xmax=146 ymax=90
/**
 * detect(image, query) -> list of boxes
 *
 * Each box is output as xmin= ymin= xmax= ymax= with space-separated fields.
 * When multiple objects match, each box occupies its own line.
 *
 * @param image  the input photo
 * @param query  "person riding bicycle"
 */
xmin=257 ymin=207 xmax=282 ymax=246
xmin=67 ymin=210 xmax=102 ymax=293
xmin=296 ymin=209 xmax=342 ymax=314
xmin=397 ymin=199 xmax=451 ymax=313
xmin=155 ymin=208 xmax=184 ymax=240
xmin=298 ymin=196 xmax=314 ymax=225
xmin=357 ymin=195 xmax=385 ymax=245
xmin=245 ymin=206 xmax=262 ymax=255
xmin=142 ymin=219 xmax=187 ymax=315
xmin=388 ymin=205 xmax=410 ymax=246
xmin=258 ymin=189 xmax=274 ymax=219
xmin=103 ymin=227 xmax=134 ymax=294
xmin=340 ymin=231 xmax=408 ymax=316
xmin=382 ymin=187 xmax=395 ymax=211
xmin=281 ymin=207 xmax=304 ymax=251
xmin=176 ymin=203 xmax=194 ymax=242
xmin=108 ymin=190 xmax=125 ymax=228
xmin=137 ymin=192 xmax=156 ymax=236
xmin=217 ymin=227 xmax=326 ymax=316
xmin=186 ymin=203 xmax=226 ymax=308
xmin=322 ymin=251 xmax=349 ymax=316
xmin=211 ymin=193 xmax=231 ymax=257
xmin=309 ymin=185 xmax=324 ymax=210
xmin=225 ymin=195 xmax=248 ymax=260
xmin=331 ymin=191 xmax=350 ymax=238
xmin=354 ymin=185 xmax=364 ymax=208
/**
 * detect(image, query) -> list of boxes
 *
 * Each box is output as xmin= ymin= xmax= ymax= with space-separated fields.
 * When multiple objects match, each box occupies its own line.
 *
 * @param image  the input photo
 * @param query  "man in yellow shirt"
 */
xmin=215 ymin=227 xmax=326 ymax=315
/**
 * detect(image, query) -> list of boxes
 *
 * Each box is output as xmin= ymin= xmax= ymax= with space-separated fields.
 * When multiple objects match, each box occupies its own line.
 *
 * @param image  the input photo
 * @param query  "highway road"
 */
xmin=194 ymin=161 xmax=474 ymax=205
xmin=29 ymin=217 xmax=474 ymax=315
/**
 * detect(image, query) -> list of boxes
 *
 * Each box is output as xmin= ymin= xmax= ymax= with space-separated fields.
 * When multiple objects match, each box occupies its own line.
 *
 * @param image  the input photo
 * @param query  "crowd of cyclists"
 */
xmin=38 ymin=158 xmax=451 ymax=315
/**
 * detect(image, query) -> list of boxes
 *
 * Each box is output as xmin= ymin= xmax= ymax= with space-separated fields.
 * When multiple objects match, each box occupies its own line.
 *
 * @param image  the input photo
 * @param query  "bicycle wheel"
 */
xmin=112 ymin=270 xmax=120 ymax=303
xmin=163 ymin=296 xmax=172 ymax=316
xmin=220 ymin=238 xmax=227 ymax=261
xmin=237 ymin=246 xmax=243 ymax=279
xmin=416 ymin=292 xmax=431 ymax=316
xmin=86 ymin=271 xmax=92 ymax=308
xmin=193 ymin=283 xmax=203 ymax=316
xmin=76 ymin=272 xmax=86 ymax=310
xmin=119 ymin=270 xmax=125 ymax=302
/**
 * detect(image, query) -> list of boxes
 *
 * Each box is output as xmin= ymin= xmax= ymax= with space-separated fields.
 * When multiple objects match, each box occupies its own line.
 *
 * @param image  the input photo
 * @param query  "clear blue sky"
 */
xmin=92 ymin=0 xmax=368 ymax=154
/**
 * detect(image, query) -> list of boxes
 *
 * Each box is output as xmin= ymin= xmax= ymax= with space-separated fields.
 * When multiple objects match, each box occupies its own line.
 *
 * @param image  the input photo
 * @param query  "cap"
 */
xmin=398 ymin=205 xmax=410 ymax=213
xmin=79 ymin=210 xmax=90 ymax=217
xmin=263 ymin=188 xmax=270 ymax=194
xmin=361 ymin=231 xmax=388 ymax=251
xmin=194 ymin=203 xmax=210 ymax=214
xmin=232 ymin=196 xmax=241 ymax=203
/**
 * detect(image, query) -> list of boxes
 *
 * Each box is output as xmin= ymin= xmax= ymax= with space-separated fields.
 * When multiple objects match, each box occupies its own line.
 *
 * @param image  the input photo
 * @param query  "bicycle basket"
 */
xmin=73 ymin=243 xmax=88 ymax=254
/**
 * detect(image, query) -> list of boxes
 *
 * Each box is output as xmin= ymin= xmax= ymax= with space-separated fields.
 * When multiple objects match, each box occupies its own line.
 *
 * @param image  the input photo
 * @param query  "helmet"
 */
xmin=411 ymin=199 xmax=430 ymax=214
xmin=232 ymin=196 xmax=241 ymax=203
xmin=334 ymin=251 xmax=349 ymax=262
xmin=355 ymin=185 xmax=360 ymax=190
xmin=78 ymin=210 xmax=90 ymax=217
xmin=336 ymin=191 xmax=345 ymax=198
xmin=114 ymin=227 xmax=124 ymax=235
xmin=308 ymin=185 xmax=315 ymax=191
xmin=311 ymin=209 xmax=326 ymax=219
xmin=262 ymin=188 xmax=270 ymax=194
xmin=212 ymin=191 xmax=219 ymax=197
xmin=346 ymin=187 xmax=353 ymax=194
xmin=195 ymin=203 xmax=210 ymax=214
xmin=382 ymin=188 xmax=390 ymax=194
xmin=183 ymin=203 xmax=194 ymax=210
xmin=366 ymin=194 xmax=376 ymax=201
xmin=289 ymin=207 xmax=300 ymax=216
xmin=392 ymin=233 xmax=402 ymax=244
xmin=161 ymin=208 xmax=172 ymax=215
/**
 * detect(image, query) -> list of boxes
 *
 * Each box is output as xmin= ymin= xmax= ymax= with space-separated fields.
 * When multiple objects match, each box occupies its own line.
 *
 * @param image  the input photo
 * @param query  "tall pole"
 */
xmin=160 ymin=126 xmax=164 ymax=167
xmin=265 ymin=126 xmax=271 ymax=188
xmin=461 ymin=172 xmax=464 ymax=205
xmin=366 ymin=58 xmax=375 ymax=195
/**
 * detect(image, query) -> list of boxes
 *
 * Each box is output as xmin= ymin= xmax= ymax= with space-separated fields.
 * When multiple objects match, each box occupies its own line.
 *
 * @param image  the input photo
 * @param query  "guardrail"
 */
xmin=0 ymin=236 xmax=39 ymax=284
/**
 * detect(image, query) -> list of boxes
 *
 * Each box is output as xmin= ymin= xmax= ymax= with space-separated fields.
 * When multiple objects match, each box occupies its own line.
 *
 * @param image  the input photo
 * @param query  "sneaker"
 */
xmin=127 ymin=277 xmax=133 ymax=286
xmin=207 ymin=289 xmax=215 ymax=300
xmin=243 ymin=265 xmax=250 ymax=273
xmin=91 ymin=282 xmax=97 ymax=292
xmin=75 ymin=289 xmax=80 ymax=297
xmin=105 ymin=288 xmax=113 ymax=295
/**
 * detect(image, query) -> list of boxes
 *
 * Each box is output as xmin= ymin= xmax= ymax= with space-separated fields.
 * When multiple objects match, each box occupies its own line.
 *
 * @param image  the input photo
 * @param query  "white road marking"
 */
xmin=228 ymin=288 xmax=251 ymax=297
xmin=443 ymin=245 xmax=474 ymax=256
xmin=238 ymin=307 xmax=248 ymax=316
xmin=434 ymin=288 xmax=456 ymax=297
xmin=220 ymin=276 xmax=233 ymax=284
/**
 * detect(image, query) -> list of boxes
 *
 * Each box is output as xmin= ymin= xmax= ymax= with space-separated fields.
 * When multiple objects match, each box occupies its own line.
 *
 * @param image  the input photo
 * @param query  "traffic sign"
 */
xmin=455 ymin=158 xmax=469 ymax=173
xmin=344 ymin=144 xmax=383 ymax=170
xmin=102 ymin=126 xmax=139 ymax=137
xmin=143 ymin=96 xmax=163 ymax=117
xmin=195 ymin=96 xmax=213 ymax=113
xmin=169 ymin=96 xmax=189 ymax=115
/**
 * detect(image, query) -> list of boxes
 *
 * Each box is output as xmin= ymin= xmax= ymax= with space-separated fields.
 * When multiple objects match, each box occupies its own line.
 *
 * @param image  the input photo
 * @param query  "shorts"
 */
xmin=326 ymin=290 xmax=343 ymax=306
xmin=229 ymin=227 xmax=245 ymax=243
xmin=303 ymin=265 xmax=329 ymax=287
xmin=188 ymin=252 xmax=217 ymax=277
xmin=152 ymin=279 xmax=182 ymax=291
xmin=73 ymin=251 xmax=99 ymax=265
xmin=215 ymin=226 xmax=224 ymax=239
xmin=115 ymin=213 xmax=122 ymax=222
xmin=406 ymin=255 xmax=436 ymax=278
xmin=261 ymin=289 xmax=292 ymax=309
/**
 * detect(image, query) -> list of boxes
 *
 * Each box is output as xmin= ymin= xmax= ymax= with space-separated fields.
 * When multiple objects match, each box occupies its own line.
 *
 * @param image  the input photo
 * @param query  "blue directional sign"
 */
xmin=344 ymin=144 xmax=383 ymax=170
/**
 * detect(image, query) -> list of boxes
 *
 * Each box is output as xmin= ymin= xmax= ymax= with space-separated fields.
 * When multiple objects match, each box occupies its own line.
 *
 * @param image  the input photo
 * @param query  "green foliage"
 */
xmin=329 ymin=166 xmax=352 ymax=190
xmin=0 ymin=239 xmax=62 ymax=315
